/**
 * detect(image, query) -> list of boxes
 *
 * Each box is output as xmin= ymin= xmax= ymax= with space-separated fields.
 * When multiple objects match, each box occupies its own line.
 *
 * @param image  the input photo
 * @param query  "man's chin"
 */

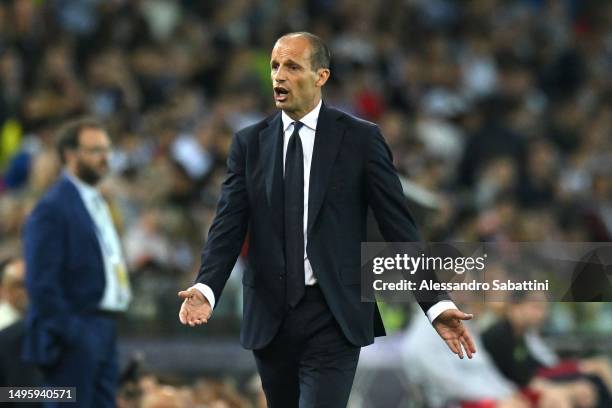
xmin=78 ymin=170 xmax=107 ymax=186
xmin=274 ymin=100 xmax=290 ymax=109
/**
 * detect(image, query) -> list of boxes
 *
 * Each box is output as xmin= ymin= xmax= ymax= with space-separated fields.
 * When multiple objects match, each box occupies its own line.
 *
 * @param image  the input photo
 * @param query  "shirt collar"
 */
xmin=281 ymin=99 xmax=322 ymax=133
xmin=64 ymin=170 xmax=101 ymax=202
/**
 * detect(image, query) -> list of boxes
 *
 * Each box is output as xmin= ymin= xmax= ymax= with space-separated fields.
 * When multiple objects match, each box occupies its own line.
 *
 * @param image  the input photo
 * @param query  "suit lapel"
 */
xmin=307 ymin=104 xmax=345 ymax=235
xmin=259 ymin=113 xmax=284 ymax=231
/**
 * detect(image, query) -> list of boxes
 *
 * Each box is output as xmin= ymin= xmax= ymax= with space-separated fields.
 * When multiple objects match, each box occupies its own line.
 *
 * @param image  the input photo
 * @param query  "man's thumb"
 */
xmin=457 ymin=311 xmax=474 ymax=320
xmin=178 ymin=290 xmax=193 ymax=299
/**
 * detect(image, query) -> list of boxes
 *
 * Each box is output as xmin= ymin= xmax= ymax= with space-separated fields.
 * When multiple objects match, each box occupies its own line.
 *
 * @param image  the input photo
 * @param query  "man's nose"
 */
xmin=273 ymin=68 xmax=287 ymax=83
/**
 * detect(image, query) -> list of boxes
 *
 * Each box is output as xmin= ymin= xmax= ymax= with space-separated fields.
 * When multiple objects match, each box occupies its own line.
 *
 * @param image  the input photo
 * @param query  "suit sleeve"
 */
xmin=23 ymin=201 xmax=83 ymax=344
xmin=365 ymin=127 xmax=450 ymax=314
xmin=194 ymin=133 xmax=250 ymax=305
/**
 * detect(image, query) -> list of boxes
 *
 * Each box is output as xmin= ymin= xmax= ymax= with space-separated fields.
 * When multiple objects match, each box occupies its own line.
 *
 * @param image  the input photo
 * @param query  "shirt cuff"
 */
xmin=426 ymin=300 xmax=458 ymax=323
xmin=191 ymin=283 xmax=216 ymax=310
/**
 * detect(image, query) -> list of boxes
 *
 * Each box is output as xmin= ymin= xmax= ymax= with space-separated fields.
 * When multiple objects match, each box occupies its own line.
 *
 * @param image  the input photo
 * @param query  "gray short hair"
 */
xmin=278 ymin=32 xmax=331 ymax=71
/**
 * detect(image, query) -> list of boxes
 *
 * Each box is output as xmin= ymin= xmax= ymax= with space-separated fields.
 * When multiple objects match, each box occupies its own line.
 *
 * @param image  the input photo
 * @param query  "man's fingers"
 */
xmin=191 ymin=318 xmax=207 ymax=326
xmin=460 ymin=336 xmax=473 ymax=359
xmin=454 ymin=340 xmax=464 ymax=359
xmin=187 ymin=310 xmax=210 ymax=326
xmin=463 ymin=331 xmax=477 ymax=354
xmin=456 ymin=311 xmax=474 ymax=321
xmin=446 ymin=339 xmax=459 ymax=355
xmin=178 ymin=289 xmax=193 ymax=300
xmin=179 ymin=302 xmax=190 ymax=325
xmin=446 ymin=309 xmax=473 ymax=321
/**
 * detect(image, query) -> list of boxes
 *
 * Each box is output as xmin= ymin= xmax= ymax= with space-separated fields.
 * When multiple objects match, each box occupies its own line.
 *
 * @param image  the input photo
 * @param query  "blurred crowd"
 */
xmin=115 ymin=369 xmax=267 ymax=408
xmin=0 ymin=0 xmax=609 ymax=324
xmin=0 ymin=0 xmax=611 ymax=404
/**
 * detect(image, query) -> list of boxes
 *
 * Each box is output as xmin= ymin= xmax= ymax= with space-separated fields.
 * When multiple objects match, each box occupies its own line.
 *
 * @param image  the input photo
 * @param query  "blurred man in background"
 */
xmin=23 ymin=118 xmax=131 ymax=407
xmin=0 ymin=257 xmax=43 ymax=401
xmin=483 ymin=294 xmax=612 ymax=407
xmin=0 ymin=257 xmax=27 ymax=330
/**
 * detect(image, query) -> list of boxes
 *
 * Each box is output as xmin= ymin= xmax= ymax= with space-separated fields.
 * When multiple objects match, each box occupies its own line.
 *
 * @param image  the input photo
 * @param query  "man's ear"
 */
xmin=315 ymin=68 xmax=330 ymax=88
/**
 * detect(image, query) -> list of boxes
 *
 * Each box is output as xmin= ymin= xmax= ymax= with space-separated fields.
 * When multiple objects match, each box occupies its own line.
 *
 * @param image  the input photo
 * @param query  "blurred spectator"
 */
xmin=482 ymin=294 xmax=612 ymax=407
xmin=0 ymin=257 xmax=27 ymax=330
xmin=0 ymin=258 xmax=43 ymax=404
xmin=402 ymin=310 xmax=529 ymax=408
xmin=22 ymin=118 xmax=131 ymax=407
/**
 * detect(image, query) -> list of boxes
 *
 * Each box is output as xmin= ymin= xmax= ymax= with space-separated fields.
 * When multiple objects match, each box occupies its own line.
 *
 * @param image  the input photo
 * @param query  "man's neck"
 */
xmin=284 ymin=96 xmax=322 ymax=121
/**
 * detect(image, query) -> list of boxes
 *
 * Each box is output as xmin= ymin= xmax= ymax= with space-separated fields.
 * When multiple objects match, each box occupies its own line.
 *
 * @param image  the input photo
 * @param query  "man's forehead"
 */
xmin=80 ymin=127 xmax=108 ymax=139
xmin=271 ymin=36 xmax=311 ymax=59
xmin=79 ymin=127 xmax=109 ymax=143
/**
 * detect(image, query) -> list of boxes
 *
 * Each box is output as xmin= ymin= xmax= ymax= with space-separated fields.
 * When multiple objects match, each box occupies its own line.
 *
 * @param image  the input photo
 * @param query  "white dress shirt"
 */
xmin=67 ymin=172 xmax=131 ymax=311
xmin=194 ymin=101 xmax=456 ymax=323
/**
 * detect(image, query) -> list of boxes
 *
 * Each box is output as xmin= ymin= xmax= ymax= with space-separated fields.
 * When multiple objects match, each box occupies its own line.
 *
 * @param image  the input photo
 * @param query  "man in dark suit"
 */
xmin=23 ymin=119 xmax=131 ymax=407
xmin=179 ymin=32 xmax=476 ymax=407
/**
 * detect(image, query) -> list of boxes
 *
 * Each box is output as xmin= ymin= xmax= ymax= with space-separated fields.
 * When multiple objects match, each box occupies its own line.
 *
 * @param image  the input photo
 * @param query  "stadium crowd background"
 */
xmin=0 ymin=0 xmax=610 ymax=407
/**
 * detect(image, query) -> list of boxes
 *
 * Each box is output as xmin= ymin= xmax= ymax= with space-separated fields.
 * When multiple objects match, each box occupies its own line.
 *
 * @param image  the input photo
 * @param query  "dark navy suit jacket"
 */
xmin=196 ymin=104 xmax=448 ymax=350
xmin=22 ymin=174 xmax=106 ymax=366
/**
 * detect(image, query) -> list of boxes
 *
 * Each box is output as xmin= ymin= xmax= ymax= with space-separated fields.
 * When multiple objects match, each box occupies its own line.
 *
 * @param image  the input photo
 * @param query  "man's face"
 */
xmin=270 ymin=36 xmax=328 ymax=119
xmin=73 ymin=128 xmax=111 ymax=185
xmin=511 ymin=299 xmax=549 ymax=330
xmin=2 ymin=260 xmax=27 ymax=314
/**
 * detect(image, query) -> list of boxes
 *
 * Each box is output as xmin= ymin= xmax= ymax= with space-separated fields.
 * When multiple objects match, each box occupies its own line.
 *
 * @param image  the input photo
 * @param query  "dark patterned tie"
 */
xmin=284 ymin=121 xmax=305 ymax=307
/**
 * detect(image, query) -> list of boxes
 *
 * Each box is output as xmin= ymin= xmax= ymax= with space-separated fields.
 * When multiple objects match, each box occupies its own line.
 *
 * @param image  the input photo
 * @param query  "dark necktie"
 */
xmin=284 ymin=121 xmax=305 ymax=307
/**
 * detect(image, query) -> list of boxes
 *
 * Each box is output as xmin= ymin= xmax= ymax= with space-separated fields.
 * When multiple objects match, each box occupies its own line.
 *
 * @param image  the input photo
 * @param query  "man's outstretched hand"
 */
xmin=432 ymin=309 xmax=477 ymax=359
xmin=178 ymin=288 xmax=212 ymax=327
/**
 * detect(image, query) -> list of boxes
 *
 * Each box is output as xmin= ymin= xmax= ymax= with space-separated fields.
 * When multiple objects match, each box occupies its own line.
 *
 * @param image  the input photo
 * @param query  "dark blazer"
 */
xmin=196 ymin=104 xmax=444 ymax=349
xmin=22 ymin=175 xmax=106 ymax=366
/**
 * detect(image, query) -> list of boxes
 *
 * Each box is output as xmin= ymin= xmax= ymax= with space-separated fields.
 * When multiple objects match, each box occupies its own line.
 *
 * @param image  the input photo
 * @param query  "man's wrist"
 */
xmin=191 ymin=283 xmax=216 ymax=310
xmin=426 ymin=300 xmax=458 ymax=323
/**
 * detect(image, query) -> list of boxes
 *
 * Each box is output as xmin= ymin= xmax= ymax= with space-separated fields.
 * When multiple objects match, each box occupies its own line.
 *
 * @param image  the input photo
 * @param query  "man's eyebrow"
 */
xmin=270 ymin=58 xmax=302 ymax=66
xmin=285 ymin=59 xmax=302 ymax=66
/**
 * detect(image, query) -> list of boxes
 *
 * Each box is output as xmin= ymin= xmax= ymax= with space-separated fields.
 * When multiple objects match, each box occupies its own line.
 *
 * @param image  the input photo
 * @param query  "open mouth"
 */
xmin=274 ymin=86 xmax=289 ymax=102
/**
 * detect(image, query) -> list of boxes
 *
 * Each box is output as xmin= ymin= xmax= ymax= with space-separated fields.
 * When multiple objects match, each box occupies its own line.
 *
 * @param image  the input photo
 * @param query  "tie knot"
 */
xmin=292 ymin=121 xmax=304 ymax=134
